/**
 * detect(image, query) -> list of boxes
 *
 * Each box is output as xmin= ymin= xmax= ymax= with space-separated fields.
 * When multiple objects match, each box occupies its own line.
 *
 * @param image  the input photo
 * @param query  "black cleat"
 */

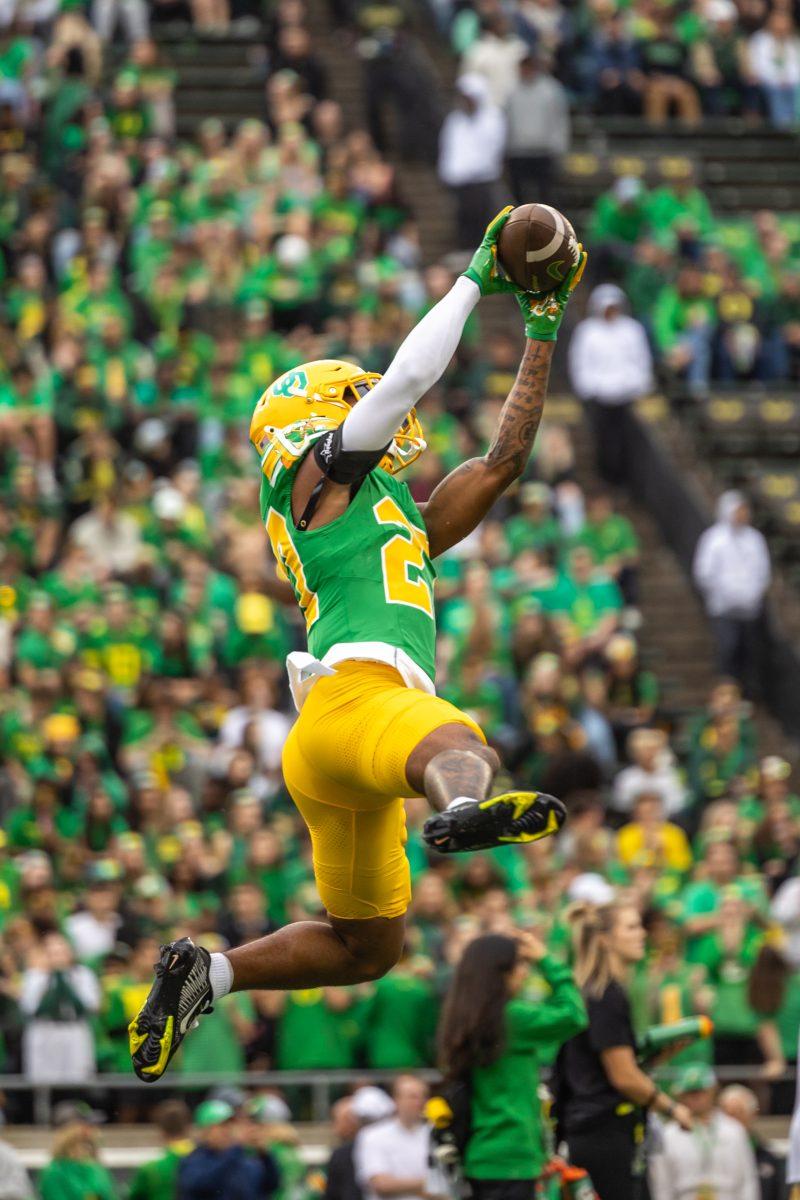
xmin=129 ymin=937 xmax=213 ymax=1082
xmin=422 ymin=791 xmax=566 ymax=854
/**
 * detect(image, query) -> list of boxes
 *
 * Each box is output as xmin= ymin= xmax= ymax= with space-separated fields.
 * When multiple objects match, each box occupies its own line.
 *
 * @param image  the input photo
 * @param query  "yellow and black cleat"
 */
xmin=129 ymin=937 xmax=213 ymax=1082
xmin=422 ymin=791 xmax=566 ymax=854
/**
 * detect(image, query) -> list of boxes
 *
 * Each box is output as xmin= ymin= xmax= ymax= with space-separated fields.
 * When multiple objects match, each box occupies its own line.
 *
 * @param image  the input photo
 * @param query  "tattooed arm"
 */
xmin=421 ymin=338 xmax=554 ymax=559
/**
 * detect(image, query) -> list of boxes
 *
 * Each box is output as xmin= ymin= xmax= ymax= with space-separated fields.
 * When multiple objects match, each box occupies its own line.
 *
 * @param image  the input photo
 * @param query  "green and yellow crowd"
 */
xmin=0 ymin=1 xmax=799 ymax=1157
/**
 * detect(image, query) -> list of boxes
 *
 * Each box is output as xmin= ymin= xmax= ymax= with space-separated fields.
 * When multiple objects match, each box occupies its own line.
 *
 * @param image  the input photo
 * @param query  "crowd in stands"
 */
xmin=0 ymin=0 xmax=800 ymax=1159
xmin=445 ymin=0 xmax=800 ymax=127
xmin=584 ymin=168 xmax=800 ymax=390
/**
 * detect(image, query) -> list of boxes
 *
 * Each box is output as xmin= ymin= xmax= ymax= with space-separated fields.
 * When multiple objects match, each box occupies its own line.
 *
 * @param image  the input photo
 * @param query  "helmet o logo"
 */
xmin=272 ymin=369 xmax=309 ymax=399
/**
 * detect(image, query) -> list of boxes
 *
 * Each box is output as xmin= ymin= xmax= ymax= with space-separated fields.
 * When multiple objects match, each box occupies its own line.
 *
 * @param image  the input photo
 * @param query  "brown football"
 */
xmin=497 ymin=203 xmax=580 ymax=293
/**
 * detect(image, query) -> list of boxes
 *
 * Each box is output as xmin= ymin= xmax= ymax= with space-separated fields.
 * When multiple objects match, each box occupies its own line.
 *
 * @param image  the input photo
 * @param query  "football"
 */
xmin=497 ymin=203 xmax=580 ymax=293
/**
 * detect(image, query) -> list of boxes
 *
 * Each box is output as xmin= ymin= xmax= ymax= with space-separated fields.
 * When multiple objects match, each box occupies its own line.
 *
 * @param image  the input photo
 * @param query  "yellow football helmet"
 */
xmin=249 ymin=359 xmax=426 ymax=484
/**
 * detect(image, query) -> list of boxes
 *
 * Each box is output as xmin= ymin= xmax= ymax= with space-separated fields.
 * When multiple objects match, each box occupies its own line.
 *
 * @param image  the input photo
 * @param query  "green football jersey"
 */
xmin=259 ymin=443 xmax=437 ymax=682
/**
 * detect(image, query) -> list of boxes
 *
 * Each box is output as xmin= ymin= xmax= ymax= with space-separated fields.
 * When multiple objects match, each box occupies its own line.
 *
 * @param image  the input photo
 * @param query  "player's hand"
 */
xmin=463 ymin=205 xmax=518 ymax=296
xmin=516 ymin=245 xmax=588 ymax=341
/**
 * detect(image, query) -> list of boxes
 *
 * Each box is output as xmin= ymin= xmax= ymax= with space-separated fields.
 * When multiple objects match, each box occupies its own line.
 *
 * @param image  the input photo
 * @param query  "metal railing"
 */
xmin=0 ymin=1064 xmax=793 ymax=1126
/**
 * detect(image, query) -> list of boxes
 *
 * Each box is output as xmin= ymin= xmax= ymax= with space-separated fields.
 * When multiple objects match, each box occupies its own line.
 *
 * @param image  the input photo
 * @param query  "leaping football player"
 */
xmin=130 ymin=208 xmax=587 ymax=1082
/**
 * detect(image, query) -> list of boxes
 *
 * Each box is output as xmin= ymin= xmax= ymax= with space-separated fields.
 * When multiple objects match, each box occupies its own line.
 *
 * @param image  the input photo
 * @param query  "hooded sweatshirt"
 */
xmin=692 ymin=491 xmax=771 ymax=618
xmin=438 ymin=74 xmax=505 ymax=187
xmin=567 ymin=284 xmax=654 ymax=404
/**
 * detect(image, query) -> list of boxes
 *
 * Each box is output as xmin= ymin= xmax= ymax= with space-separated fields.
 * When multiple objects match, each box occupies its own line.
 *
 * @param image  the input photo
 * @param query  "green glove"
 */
xmin=516 ymin=247 xmax=588 ymax=341
xmin=463 ymin=206 xmax=517 ymax=296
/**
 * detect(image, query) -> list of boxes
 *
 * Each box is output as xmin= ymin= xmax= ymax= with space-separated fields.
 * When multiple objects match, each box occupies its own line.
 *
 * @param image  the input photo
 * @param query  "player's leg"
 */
xmin=406 ymin=720 xmax=566 ymax=854
xmin=225 ymin=913 xmax=405 ymax=991
xmin=129 ymin=710 xmax=412 ymax=1082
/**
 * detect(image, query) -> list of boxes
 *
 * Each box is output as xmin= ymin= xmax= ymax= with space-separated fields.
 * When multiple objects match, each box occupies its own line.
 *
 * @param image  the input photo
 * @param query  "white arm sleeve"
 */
xmin=341 ymin=275 xmax=480 ymax=451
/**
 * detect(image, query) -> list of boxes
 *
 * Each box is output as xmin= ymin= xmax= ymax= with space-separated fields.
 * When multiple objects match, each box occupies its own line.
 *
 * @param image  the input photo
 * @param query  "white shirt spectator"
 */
xmin=438 ymin=74 xmax=505 ymax=187
xmin=613 ymin=762 xmax=688 ymax=817
xmin=71 ymin=501 xmax=143 ymax=574
xmin=218 ymin=705 xmax=291 ymax=774
xmin=355 ymin=1117 xmax=432 ymax=1200
xmin=692 ymin=492 xmax=771 ymax=619
xmin=749 ymin=26 xmax=800 ymax=85
xmin=770 ymin=876 xmax=800 ymax=968
xmin=64 ymin=909 xmax=121 ymax=963
xmin=20 ymin=946 xmax=101 ymax=1082
xmin=568 ymin=284 xmax=654 ymax=405
xmin=0 ymin=1139 xmax=34 ymax=1200
xmin=505 ymin=69 xmax=571 ymax=157
xmin=462 ymin=29 xmax=528 ymax=105
xmin=649 ymin=1111 xmax=759 ymax=1200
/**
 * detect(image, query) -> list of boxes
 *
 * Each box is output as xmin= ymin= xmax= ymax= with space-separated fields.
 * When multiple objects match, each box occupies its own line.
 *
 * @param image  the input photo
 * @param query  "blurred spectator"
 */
xmin=691 ymin=3 xmax=756 ymax=118
xmin=504 ymin=53 xmax=570 ymax=207
xmin=0 ymin=1136 xmax=33 ymax=1200
xmin=640 ymin=8 xmax=702 ymax=125
xmin=612 ymin=728 xmax=685 ymax=818
xmin=127 ymin=1099 xmax=194 ymax=1200
xmin=438 ymin=74 xmax=505 ymax=250
xmin=354 ymin=1076 xmax=432 ymax=1200
xmin=748 ymin=12 xmax=800 ymax=129
xmin=324 ymin=1097 xmax=363 ymax=1200
xmin=692 ymin=492 xmax=771 ymax=696
xmin=462 ymin=13 xmax=527 ymax=106
xmin=243 ymin=1094 xmax=313 ymax=1200
xmin=616 ymin=792 xmax=692 ymax=874
xmin=653 ymin=264 xmax=715 ymax=395
xmin=19 ymin=932 xmax=100 ymax=1081
xmin=92 ymin=0 xmax=149 ymax=42
xmin=178 ymin=1099 xmax=280 ymax=1200
xmin=568 ymin=284 xmax=653 ymax=488
xmin=38 ymin=1123 xmax=117 ymax=1200
xmin=649 ymin=1064 xmax=759 ymax=1200
xmin=719 ymin=1085 xmax=785 ymax=1200
xmin=590 ymin=14 xmax=644 ymax=115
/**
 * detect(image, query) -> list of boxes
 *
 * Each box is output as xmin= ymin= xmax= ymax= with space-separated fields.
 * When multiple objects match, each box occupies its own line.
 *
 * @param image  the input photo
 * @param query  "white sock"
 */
xmin=446 ymin=796 xmax=477 ymax=810
xmin=209 ymin=952 xmax=233 ymax=1001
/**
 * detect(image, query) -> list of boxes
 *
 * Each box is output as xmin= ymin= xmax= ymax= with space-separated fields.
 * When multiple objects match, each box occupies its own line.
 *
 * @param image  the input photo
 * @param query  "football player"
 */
xmin=130 ymin=208 xmax=587 ymax=1082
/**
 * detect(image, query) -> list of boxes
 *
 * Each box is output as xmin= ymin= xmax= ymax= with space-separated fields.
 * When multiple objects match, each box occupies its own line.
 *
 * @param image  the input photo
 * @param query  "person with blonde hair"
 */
xmin=554 ymin=899 xmax=693 ymax=1200
xmin=37 ymin=1123 xmax=116 ymax=1200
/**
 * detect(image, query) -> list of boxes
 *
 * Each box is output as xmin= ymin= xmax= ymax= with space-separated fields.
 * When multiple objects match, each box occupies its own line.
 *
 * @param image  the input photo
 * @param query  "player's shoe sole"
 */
xmin=129 ymin=937 xmax=213 ymax=1082
xmin=422 ymin=791 xmax=566 ymax=854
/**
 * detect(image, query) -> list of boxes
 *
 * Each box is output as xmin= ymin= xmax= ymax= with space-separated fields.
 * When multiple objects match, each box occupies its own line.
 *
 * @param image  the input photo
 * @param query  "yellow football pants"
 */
xmin=281 ymin=661 xmax=484 ymax=920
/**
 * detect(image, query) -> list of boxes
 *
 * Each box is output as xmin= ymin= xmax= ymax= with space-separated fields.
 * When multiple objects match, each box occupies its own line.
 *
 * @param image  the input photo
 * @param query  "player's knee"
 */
xmin=471 ymin=741 xmax=501 ymax=775
xmin=352 ymin=940 xmax=403 ymax=982
xmin=333 ymin=917 xmax=405 ymax=982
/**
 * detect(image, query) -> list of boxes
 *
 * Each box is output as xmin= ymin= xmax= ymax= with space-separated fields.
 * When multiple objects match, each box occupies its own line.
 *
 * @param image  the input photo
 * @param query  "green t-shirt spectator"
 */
xmin=573 ymin=513 xmax=638 ymax=569
xmin=545 ymin=572 xmax=623 ymax=635
xmin=652 ymin=286 xmax=716 ymax=353
xmin=590 ymin=191 xmax=651 ymax=247
xmin=681 ymin=877 xmax=767 ymax=963
xmin=441 ymin=676 xmax=506 ymax=740
xmin=276 ymin=989 xmax=360 ymax=1070
xmin=128 ymin=1140 xmax=194 ymax=1200
xmin=39 ymin=1157 xmax=117 ymax=1200
xmin=697 ymin=926 xmax=762 ymax=1037
xmin=178 ymin=992 xmax=254 ymax=1075
xmin=505 ymin=512 xmax=561 ymax=557
xmin=363 ymin=968 xmax=437 ymax=1069
xmin=647 ymin=185 xmax=715 ymax=240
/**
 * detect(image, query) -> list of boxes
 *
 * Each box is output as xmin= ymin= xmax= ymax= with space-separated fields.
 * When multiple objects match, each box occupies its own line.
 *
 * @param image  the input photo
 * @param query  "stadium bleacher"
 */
xmin=2 ymin=0 xmax=800 ymax=1195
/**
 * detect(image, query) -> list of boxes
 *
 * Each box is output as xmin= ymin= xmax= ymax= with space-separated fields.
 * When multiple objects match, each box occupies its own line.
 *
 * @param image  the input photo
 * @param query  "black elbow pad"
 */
xmin=313 ymin=425 xmax=391 ymax=485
